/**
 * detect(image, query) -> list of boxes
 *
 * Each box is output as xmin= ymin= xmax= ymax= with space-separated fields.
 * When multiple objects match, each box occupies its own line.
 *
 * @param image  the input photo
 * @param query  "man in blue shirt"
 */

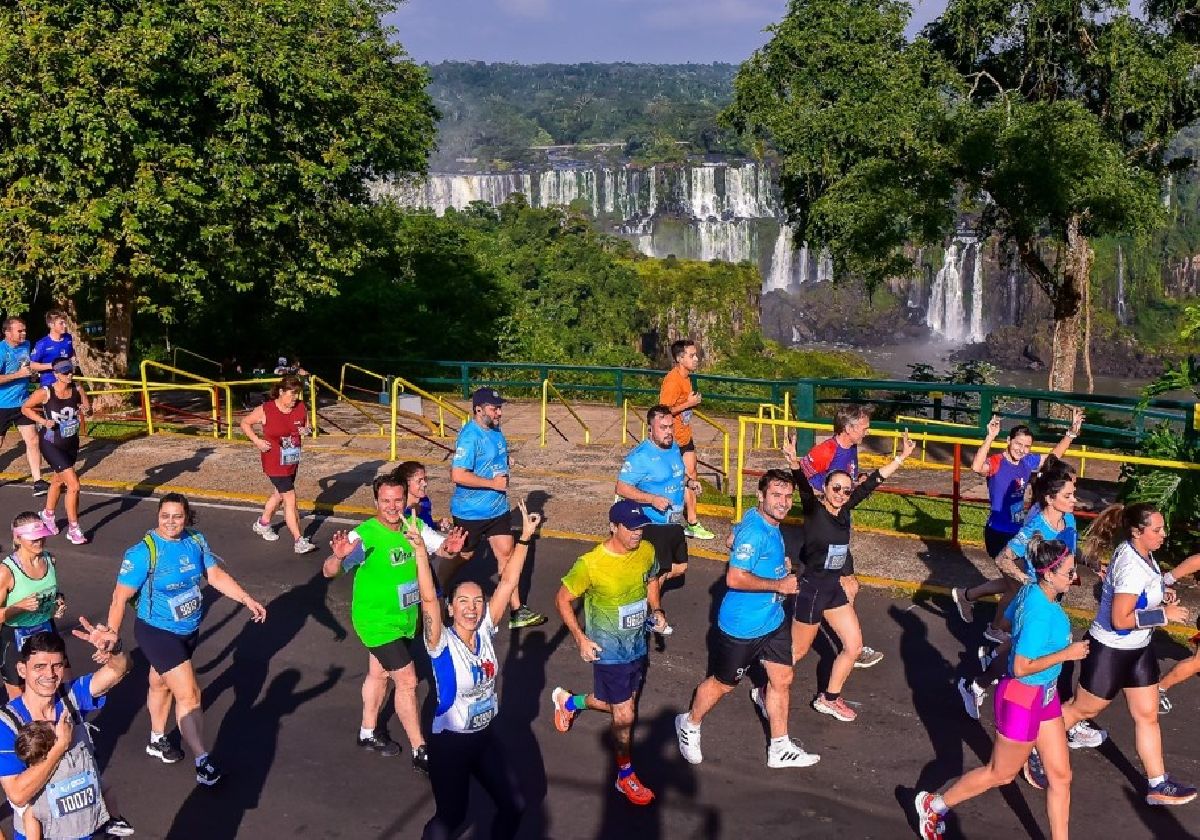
xmin=675 ymin=470 xmax=819 ymax=770
xmin=29 ymin=310 xmax=76 ymax=388
xmin=0 ymin=317 xmax=47 ymax=497
xmin=449 ymin=387 xmax=545 ymax=630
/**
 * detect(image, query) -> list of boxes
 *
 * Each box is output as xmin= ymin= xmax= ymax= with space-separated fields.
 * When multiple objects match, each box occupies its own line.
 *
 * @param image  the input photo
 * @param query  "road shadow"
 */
xmin=79 ymin=446 xmax=218 ymax=536
xmin=311 ymin=459 xmax=387 ymax=527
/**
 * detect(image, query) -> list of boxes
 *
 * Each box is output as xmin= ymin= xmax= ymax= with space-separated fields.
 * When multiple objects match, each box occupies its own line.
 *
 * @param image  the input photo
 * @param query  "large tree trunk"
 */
xmin=65 ymin=275 xmax=135 ymax=412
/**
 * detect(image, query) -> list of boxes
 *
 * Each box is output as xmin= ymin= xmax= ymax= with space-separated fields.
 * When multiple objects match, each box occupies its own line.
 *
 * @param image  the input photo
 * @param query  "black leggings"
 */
xmin=421 ymin=726 xmax=526 ymax=840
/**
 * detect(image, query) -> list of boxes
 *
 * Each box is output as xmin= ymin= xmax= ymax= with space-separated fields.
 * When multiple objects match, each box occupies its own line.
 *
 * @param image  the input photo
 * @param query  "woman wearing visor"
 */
xmin=0 ymin=512 xmax=66 ymax=699
xmin=22 ymin=358 xmax=90 ymax=545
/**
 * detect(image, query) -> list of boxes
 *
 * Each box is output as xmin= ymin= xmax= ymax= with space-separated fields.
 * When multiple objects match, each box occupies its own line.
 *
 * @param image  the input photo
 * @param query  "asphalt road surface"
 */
xmin=2 ymin=485 xmax=1199 ymax=839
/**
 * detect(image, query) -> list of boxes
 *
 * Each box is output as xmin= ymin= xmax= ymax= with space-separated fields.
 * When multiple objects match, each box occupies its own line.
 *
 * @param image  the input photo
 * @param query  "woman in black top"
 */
xmin=22 ymin=359 xmax=90 ymax=546
xmin=782 ymin=430 xmax=914 ymax=723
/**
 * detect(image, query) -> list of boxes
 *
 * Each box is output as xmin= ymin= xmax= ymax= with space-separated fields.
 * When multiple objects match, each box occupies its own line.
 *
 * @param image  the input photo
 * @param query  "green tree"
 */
xmin=0 ymin=0 xmax=437 ymax=377
xmin=726 ymin=0 xmax=1200 ymax=394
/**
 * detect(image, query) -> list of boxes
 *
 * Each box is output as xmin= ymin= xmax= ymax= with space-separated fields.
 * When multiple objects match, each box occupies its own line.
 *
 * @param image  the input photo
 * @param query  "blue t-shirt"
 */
xmin=1007 ymin=583 xmax=1072 ymax=686
xmin=29 ymin=334 xmax=74 ymax=387
xmin=118 ymin=531 xmax=218 ymax=635
xmin=717 ymin=508 xmax=789 ymax=639
xmin=617 ymin=439 xmax=686 ymax=525
xmin=985 ymin=452 xmax=1042 ymax=534
xmin=0 ymin=674 xmax=104 ymax=778
xmin=1007 ymin=511 xmax=1077 ymax=577
xmin=0 ymin=340 xmax=31 ymax=409
xmin=450 ymin=420 xmax=509 ymax=520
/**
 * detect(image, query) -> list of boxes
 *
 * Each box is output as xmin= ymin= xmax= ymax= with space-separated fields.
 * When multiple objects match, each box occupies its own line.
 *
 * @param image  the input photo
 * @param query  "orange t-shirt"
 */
xmin=659 ymin=367 xmax=694 ymax=446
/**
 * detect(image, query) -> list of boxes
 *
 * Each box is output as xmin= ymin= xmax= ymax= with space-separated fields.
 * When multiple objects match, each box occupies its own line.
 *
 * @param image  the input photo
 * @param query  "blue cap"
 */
xmin=471 ymin=387 xmax=505 ymax=408
xmin=609 ymin=500 xmax=652 ymax=530
xmin=52 ymin=359 xmax=74 ymax=374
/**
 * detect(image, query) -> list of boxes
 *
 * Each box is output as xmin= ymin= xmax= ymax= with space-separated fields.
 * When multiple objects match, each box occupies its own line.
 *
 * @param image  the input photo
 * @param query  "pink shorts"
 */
xmin=994 ymin=677 xmax=1061 ymax=742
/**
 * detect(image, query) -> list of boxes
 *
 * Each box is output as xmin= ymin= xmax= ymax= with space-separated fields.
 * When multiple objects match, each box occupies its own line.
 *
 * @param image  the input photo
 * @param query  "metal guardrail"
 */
xmin=620 ymin=399 xmax=647 ymax=444
xmin=692 ymin=408 xmax=730 ymax=485
xmin=388 ymin=376 xmax=464 ymax=460
xmin=139 ymin=361 xmax=232 ymax=438
xmin=170 ymin=347 xmax=222 ymax=379
xmin=339 ymin=362 xmax=388 ymax=400
xmin=541 ymin=378 xmax=591 ymax=447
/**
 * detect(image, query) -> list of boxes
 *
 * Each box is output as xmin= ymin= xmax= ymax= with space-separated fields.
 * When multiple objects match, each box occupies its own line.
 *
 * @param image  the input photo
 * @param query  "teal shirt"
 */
xmin=1008 ymin=583 xmax=1072 ymax=687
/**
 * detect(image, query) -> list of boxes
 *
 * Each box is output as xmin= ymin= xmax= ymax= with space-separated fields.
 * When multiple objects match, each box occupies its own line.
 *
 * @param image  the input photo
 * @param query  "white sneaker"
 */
xmin=957 ymin=677 xmax=985 ymax=721
xmin=1067 ymin=719 xmax=1107 ymax=749
xmin=252 ymin=519 xmax=280 ymax=541
xmin=675 ymin=713 xmax=702 ymax=764
xmin=952 ymin=587 xmax=974 ymax=623
xmin=749 ymin=686 xmax=767 ymax=721
xmin=293 ymin=537 xmax=317 ymax=554
xmin=767 ymin=738 xmax=820 ymax=768
xmin=983 ymin=626 xmax=1011 ymax=645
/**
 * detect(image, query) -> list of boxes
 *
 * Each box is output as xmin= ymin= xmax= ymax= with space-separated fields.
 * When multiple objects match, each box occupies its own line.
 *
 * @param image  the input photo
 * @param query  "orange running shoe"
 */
xmin=550 ymin=687 xmax=579 ymax=733
xmin=614 ymin=771 xmax=655 ymax=806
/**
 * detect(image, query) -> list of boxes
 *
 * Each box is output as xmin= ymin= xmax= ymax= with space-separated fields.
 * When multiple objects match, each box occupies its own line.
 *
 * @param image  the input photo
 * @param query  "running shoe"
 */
xmin=614 ymin=770 xmax=655 ymax=805
xmin=293 ymin=536 xmax=317 ymax=554
xmin=65 ymin=523 xmax=87 ymax=545
xmin=251 ymin=519 xmax=279 ymax=541
xmin=983 ymin=626 xmax=1011 ymax=645
xmin=509 ymin=605 xmax=547 ymax=629
xmin=956 ymin=677 xmax=985 ymax=721
xmin=1023 ymin=748 xmax=1048 ymax=790
xmin=357 ymin=730 xmax=401 ymax=757
xmin=1067 ymin=719 xmax=1107 ymax=749
xmin=550 ymin=687 xmax=580 ymax=733
xmin=977 ymin=645 xmax=999 ymax=674
xmin=749 ymin=686 xmax=768 ymax=721
xmin=766 ymin=738 xmax=820 ymax=768
xmin=195 ymin=757 xmax=222 ymax=786
xmin=37 ymin=510 xmax=58 ymax=536
xmin=951 ymin=587 xmax=974 ymax=623
xmin=913 ymin=791 xmax=946 ymax=839
xmin=675 ymin=713 xmax=703 ymax=764
xmin=683 ymin=522 xmax=716 ymax=540
xmin=812 ymin=694 xmax=858 ymax=722
xmin=412 ymin=744 xmax=429 ymax=775
xmin=145 ymin=735 xmax=183 ymax=764
xmin=1160 ymin=687 xmax=1173 ymax=715
xmin=31 ymin=479 xmax=49 ymax=498
xmin=101 ymin=816 xmax=136 ymax=837
xmin=1147 ymin=775 xmax=1198 ymax=806
xmin=854 ymin=647 xmax=884 ymax=669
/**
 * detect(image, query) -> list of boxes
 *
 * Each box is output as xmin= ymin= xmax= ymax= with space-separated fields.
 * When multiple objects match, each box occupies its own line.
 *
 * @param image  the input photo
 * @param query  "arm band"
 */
xmin=1134 ymin=607 xmax=1168 ymax=629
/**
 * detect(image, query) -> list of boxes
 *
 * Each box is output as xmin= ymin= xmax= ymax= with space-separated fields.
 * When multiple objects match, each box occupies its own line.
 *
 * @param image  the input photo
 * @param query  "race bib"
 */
xmin=667 ymin=508 xmax=684 ymax=526
xmin=279 ymin=439 xmax=301 ymax=467
xmin=617 ymin=598 xmax=648 ymax=631
xmin=167 ymin=587 xmax=203 ymax=622
xmin=824 ymin=544 xmax=849 ymax=572
xmin=465 ymin=695 xmax=497 ymax=730
xmin=398 ymin=581 xmax=420 ymax=609
xmin=681 ymin=409 xmax=693 ymax=425
xmin=1009 ymin=500 xmax=1026 ymax=525
xmin=12 ymin=620 xmax=53 ymax=651
xmin=57 ymin=418 xmax=79 ymax=438
xmin=48 ymin=769 xmax=99 ymax=818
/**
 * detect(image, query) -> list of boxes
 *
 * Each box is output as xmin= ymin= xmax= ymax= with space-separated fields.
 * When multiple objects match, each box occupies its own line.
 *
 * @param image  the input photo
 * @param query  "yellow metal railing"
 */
xmin=620 ymin=399 xmax=648 ymax=444
xmin=305 ymin=375 xmax=387 ymax=439
xmin=339 ymin=362 xmax=388 ymax=400
xmin=692 ymin=408 xmax=731 ymax=486
xmin=139 ymin=361 xmax=233 ymax=438
xmin=541 ymin=379 xmax=591 ymax=447
xmin=170 ymin=347 xmax=222 ymax=378
xmin=388 ymin=376 xmax=464 ymax=460
xmin=893 ymin=415 xmax=974 ymax=464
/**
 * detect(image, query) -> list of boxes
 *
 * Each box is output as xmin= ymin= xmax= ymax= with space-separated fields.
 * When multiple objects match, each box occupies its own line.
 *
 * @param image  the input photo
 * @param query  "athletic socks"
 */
xmin=824 ymin=691 xmax=841 ymax=702
xmin=1149 ymin=774 xmax=1167 ymax=788
xmin=931 ymin=795 xmax=949 ymax=815
xmin=616 ymin=753 xmax=634 ymax=779
xmin=359 ymin=727 xmax=375 ymax=740
xmin=150 ymin=730 xmax=164 ymax=742
xmin=564 ymin=694 xmax=588 ymax=712
xmin=195 ymin=752 xmax=209 ymax=768
xmin=769 ymin=736 xmax=790 ymax=750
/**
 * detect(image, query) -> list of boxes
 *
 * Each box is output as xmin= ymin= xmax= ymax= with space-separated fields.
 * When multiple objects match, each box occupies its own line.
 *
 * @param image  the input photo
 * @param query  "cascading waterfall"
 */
xmin=765 ymin=226 xmax=795 ymax=292
xmin=1116 ymin=244 xmax=1129 ymax=325
xmin=927 ymin=237 xmax=986 ymax=343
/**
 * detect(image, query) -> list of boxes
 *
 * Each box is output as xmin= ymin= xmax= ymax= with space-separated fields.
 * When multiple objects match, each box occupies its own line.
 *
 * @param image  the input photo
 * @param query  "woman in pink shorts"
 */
xmin=914 ymin=534 xmax=1089 ymax=840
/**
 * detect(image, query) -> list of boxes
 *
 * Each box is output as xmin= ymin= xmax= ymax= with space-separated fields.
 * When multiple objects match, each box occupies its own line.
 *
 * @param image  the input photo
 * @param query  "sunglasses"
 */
xmin=828 ymin=484 xmax=853 ymax=494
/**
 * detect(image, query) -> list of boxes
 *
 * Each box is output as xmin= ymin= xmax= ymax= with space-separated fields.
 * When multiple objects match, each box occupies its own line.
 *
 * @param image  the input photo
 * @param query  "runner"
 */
xmin=104 ymin=493 xmax=267 ymax=786
xmin=1023 ymin=502 xmax=1197 ymax=806
xmin=323 ymin=473 xmax=437 ymax=772
xmin=549 ymin=500 xmax=666 ymax=805
xmin=0 ymin=318 xmax=46 ymax=498
xmin=240 ymin=374 xmax=317 ymax=554
xmin=395 ymin=460 xmax=453 ymax=533
xmin=952 ymin=411 xmax=1082 ymax=638
xmin=27 ymin=310 xmax=75 ymax=389
xmin=914 ymin=536 xmax=1088 ymax=840
xmin=448 ymin=387 xmax=545 ymax=630
xmin=0 ymin=513 xmax=65 ymax=701
xmin=22 ymin=358 xmax=90 ymax=546
xmin=1155 ymin=552 xmax=1200 ymax=712
xmin=416 ymin=502 xmax=541 ymax=839
xmin=798 ymin=405 xmax=884 ymax=669
xmin=615 ymin=404 xmax=699 ymax=631
xmin=674 ymin=469 xmax=819 ymax=769
xmin=782 ymin=429 xmax=914 ymax=723
xmin=658 ymin=339 xmax=714 ymax=540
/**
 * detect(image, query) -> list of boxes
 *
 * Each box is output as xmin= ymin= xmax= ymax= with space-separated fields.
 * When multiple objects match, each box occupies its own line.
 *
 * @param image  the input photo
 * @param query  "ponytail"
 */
xmin=1082 ymin=502 xmax=1159 ymax=571
xmin=1027 ymin=535 xmax=1070 ymax=581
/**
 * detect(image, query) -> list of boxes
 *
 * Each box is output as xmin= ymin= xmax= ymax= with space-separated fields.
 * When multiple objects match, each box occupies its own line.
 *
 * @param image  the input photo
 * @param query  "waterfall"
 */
xmin=646 ymin=166 xmax=658 ymax=218
xmin=927 ymin=237 xmax=986 ymax=342
xmin=968 ymin=242 xmax=985 ymax=342
xmin=1116 ymin=244 xmax=1129 ymax=325
xmin=766 ymin=226 xmax=796 ymax=292
xmin=691 ymin=219 xmax=754 ymax=263
xmin=603 ymin=169 xmax=616 ymax=215
xmin=816 ymin=248 xmax=833 ymax=283
xmin=688 ymin=165 xmax=719 ymax=219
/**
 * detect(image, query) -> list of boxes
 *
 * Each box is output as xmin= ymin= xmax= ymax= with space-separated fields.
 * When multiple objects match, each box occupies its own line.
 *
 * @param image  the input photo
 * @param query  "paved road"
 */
xmin=2 ymin=485 xmax=1199 ymax=839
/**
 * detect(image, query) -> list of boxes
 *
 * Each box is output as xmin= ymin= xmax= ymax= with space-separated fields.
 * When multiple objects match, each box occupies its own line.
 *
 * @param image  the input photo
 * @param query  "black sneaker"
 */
xmin=412 ymin=744 xmax=429 ymax=775
xmin=146 ymin=735 xmax=184 ymax=764
xmin=31 ymin=479 xmax=49 ymax=497
xmin=102 ymin=815 xmax=136 ymax=836
xmin=195 ymin=756 xmax=222 ymax=786
xmin=509 ymin=605 xmax=547 ymax=629
xmin=357 ymin=731 xmax=401 ymax=757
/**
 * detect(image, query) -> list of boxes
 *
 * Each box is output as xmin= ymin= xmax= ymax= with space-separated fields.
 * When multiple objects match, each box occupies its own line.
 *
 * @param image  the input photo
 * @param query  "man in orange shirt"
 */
xmin=658 ymin=340 xmax=714 ymax=540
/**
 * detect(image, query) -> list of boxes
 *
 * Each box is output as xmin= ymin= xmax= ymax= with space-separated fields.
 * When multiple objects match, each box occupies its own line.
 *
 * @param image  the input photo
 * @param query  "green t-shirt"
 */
xmin=2 ymin=553 xmax=58 ymax=628
xmin=561 ymin=541 xmax=658 ymax=665
xmin=346 ymin=518 xmax=420 ymax=648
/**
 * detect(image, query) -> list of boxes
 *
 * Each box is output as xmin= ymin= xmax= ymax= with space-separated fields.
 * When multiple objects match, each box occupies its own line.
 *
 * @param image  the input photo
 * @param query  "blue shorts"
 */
xmin=593 ymin=658 xmax=647 ymax=704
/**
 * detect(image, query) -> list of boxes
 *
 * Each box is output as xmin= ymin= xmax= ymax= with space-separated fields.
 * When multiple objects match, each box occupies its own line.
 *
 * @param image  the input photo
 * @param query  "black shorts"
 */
xmin=678 ymin=439 xmax=696 ymax=455
xmin=984 ymin=526 xmax=1017 ymax=560
xmin=135 ymin=618 xmax=199 ymax=675
xmin=0 ymin=407 xmax=33 ymax=435
xmin=1078 ymin=635 xmax=1160 ymax=701
xmin=39 ymin=439 xmax=78 ymax=473
xmin=267 ymin=473 xmax=296 ymax=494
xmin=593 ymin=658 xmax=647 ymax=704
xmin=0 ymin=620 xmax=58 ymax=686
xmin=793 ymin=576 xmax=850 ymax=625
xmin=367 ymin=636 xmax=415 ymax=672
xmin=708 ymin=621 xmax=792 ymax=686
xmin=641 ymin=524 xmax=687 ymax=572
xmin=453 ymin=512 xmax=513 ymax=555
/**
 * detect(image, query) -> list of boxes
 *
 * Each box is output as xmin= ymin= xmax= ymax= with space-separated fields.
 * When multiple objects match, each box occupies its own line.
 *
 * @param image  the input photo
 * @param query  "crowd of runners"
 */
xmin=0 ymin=324 xmax=1194 ymax=838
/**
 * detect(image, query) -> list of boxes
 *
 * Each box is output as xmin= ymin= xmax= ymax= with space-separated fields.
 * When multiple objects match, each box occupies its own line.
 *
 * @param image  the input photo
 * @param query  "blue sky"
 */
xmin=385 ymin=0 xmax=948 ymax=64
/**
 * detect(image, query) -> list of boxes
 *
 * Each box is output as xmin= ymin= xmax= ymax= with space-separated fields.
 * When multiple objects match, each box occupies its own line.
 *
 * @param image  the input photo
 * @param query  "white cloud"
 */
xmin=637 ymin=0 xmax=785 ymax=29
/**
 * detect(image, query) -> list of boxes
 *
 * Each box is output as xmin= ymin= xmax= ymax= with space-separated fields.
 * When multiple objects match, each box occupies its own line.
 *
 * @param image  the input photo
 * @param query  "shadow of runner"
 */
xmin=79 ymin=446 xmax=218 ymax=536
xmin=313 ymin=459 xmax=387 ymax=520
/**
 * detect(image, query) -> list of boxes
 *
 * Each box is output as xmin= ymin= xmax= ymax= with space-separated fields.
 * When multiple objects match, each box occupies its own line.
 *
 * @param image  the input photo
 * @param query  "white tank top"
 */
xmin=427 ymin=614 xmax=500 ymax=734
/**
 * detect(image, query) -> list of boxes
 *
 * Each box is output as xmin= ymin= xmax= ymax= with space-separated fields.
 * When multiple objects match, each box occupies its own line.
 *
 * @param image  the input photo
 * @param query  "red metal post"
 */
xmin=951 ymin=443 xmax=961 ymax=548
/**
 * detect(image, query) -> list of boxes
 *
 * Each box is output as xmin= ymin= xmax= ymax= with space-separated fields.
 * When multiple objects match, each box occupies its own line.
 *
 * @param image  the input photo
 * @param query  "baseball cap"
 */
xmin=471 ymin=387 xmax=506 ymax=408
xmin=52 ymin=359 xmax=74 ymax=374
xmin=609 ymin=500 xmax=652 ymax=530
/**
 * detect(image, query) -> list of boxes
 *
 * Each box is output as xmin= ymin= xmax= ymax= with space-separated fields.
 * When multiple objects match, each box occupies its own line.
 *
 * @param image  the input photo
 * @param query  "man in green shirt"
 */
xmin=324 ymin=473 xmax=464 ymax=774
